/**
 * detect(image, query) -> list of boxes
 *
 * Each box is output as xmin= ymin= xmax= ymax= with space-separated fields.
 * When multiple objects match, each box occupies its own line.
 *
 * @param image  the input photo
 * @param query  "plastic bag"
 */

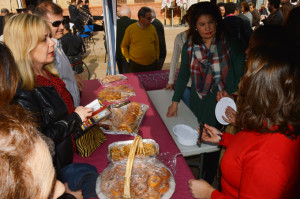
xmin=98 ymin=84 xmax=135 ymax=103
xmin=99 ymin=74 xmax=127 ymax=87
xmin=156 ymin=152 xmax=182 ymax=175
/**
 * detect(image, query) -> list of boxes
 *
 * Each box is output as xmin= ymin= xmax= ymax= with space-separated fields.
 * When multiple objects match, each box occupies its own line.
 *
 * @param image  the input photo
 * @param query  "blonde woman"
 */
xmin=4 ymin=14 xmax=93 ymax=171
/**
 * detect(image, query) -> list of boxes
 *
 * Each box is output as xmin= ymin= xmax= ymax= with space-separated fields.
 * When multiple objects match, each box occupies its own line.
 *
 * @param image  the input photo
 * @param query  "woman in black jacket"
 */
xmin=4 ymin=13 xmax=93 ymax=171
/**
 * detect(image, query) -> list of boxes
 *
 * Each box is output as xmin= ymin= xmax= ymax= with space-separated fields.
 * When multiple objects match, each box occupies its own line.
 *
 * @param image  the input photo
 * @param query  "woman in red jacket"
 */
xmin=188 ymin=43 xmax=300 ymax=198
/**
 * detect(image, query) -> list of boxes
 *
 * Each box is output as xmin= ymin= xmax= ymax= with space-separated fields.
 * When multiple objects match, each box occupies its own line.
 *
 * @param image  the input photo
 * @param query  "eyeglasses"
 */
xmin=46 ymin=19 xmax=66 ymax=27
xmin=144 ymin=16 xmax=153 ymax=21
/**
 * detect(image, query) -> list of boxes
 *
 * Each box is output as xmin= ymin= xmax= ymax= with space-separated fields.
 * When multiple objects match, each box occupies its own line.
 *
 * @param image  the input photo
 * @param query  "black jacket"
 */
xmin=14 ymin=85 xmax=83 ymax=171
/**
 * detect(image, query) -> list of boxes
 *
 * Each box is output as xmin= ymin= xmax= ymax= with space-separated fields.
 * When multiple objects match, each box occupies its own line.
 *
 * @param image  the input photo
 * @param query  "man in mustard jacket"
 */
xmin=121 ymin=7 xmax=160 ymax=73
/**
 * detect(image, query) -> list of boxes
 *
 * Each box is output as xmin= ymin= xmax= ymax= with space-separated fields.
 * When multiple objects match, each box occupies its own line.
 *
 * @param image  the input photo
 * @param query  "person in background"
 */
xmin=121 ymin=6 xmax=159 ymax=73
xmin=259 ymin=3 xmax=269 ymax=15
xmin=4 ymin=13 xmax=93 ymax=171
xmin=224 ymin=2 xmax=251 ymax=52
xmin=249 ymin=3 xmax=261 ymax=28
xmin=36 ymin=1 xmax=84 ymax=106
xmin=61 ymin=21 xmax=86 ymax=74
xmin=241 ymin=2 xmax=253 ymax=26
xmin=262 ymin=0 xmax=283 ymax=25
xmin=165 ymin=4 xmax=196 ymax=107
xmin=0 ymin=8 xmax=9 ymax=36
xmin=151 ymin=8 xmax=167 ymax=70
xmin=217 ymin=2 xmax=226 ymax=19
xmin=284 ymin=6 xmax=300 ymax=47
xmin=189 ymin=38 xmax=300 ymax=199
xmin=280 ymin=0 xmax=295 ymax=22
xmin=167 ymin=2 xmax=245 ymax=183
xmin=0 ymin=104 xmax=66 ymax=199
xmin=116 ymin=5 xmax=136 ymax=74
xmin=69 ymin=0 xmax=83 ymax=33
xmin=236 ymin=3 xmax=253 ymax=37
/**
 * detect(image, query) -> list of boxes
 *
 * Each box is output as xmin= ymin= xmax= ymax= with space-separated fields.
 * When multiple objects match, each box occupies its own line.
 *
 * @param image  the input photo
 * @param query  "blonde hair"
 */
xmin=4 ymin=13 xmax=58 ymax=90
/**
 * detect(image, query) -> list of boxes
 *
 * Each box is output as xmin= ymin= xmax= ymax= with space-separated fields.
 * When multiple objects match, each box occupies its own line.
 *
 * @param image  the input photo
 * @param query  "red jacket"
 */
xmin=212 ymin=130 xmax=300 ymax=199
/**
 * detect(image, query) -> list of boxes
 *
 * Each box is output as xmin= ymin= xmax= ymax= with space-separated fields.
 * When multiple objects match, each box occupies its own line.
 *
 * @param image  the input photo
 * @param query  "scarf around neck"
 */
xmin=187 ymin=34 xmax=231 ymax=99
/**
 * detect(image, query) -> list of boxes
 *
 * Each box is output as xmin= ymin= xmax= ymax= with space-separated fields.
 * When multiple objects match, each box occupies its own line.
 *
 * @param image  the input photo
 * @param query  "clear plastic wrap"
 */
xmin=96 ymin=157 xmax=175 ymax=199
xmin=107 ymin=139 xmax=160 ymax=162
xmin=99 ymin=74 xmax=128 ymax=87
xmin=98 ymin=84 xmax=136 ymax=103
xmin=97 ymin=102 xmax=149 ymax=136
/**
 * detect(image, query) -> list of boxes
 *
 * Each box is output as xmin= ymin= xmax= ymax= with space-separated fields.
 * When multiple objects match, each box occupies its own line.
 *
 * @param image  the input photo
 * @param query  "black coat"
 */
xmin=14 ymin=85 xmax=83 ymax=171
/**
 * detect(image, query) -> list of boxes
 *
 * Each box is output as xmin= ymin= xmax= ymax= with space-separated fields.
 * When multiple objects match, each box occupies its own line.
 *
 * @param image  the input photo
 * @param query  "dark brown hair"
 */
xmin=35 ymin=1 xmax=63 ymax=19
xmin=241 ymin=2 xmax=250 ymax=12
xmin=187 ymin=2 xmax=226 ymax=45
xmin=0 ymin=104 xmax=40 ymax=198
xmin=0 ymin=43 xmax=19 ymax=106
xmin=236 ymin=46 xmax=300 ymax=137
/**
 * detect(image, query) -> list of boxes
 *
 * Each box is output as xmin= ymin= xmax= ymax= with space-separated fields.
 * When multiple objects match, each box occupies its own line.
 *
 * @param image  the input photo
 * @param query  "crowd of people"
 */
xmin=0 ymin=0 xmax=300 ymax=199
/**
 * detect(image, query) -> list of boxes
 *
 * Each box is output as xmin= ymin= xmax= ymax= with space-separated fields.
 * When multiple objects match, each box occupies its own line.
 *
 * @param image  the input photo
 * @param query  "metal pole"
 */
xmin=171 ymin=8 xmax=173 ymax=27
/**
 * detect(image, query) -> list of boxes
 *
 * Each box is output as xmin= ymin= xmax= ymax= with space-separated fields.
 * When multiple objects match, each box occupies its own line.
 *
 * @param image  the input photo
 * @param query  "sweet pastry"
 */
xmin=98 ymin=85 xmax=135 ymax=102
xmin=101 ymin=75 xmax=123 ymax=84
xmin=118 ymin=102 xmax=141 ymax=133
xmin=100 ymin=160 xmax=172 ymax=199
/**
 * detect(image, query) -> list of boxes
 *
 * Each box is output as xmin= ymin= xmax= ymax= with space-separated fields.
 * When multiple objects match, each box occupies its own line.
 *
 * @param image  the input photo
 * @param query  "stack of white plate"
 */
xmin=173 ymin=124 xmax=198 ymax=146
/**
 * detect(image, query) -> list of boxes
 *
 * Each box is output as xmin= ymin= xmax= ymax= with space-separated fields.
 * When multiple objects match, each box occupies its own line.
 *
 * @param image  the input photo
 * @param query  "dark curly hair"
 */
xmin=187 ymin=2 xmax=226 ymax=45
xmin=236 ymin=45 xmax=300 ymax=137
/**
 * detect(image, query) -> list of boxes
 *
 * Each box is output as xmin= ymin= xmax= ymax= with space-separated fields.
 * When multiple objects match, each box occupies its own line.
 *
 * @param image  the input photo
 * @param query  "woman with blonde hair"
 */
xmin=4 ymin=13 xmax=93 ymax=171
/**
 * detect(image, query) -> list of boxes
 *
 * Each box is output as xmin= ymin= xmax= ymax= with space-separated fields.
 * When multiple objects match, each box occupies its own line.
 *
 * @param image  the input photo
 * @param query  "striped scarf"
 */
xmin=187 ymin=35 xmax=231 ymax=98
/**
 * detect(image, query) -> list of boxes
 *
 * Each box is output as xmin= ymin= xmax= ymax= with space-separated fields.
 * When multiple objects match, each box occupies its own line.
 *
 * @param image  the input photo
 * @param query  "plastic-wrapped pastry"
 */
xmin=118 ymin=102 xmax=141 ymax=133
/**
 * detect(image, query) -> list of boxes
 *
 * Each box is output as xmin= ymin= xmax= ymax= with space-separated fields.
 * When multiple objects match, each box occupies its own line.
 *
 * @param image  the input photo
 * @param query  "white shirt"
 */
xmin=53 ymin=38 xmax=80 ymax=107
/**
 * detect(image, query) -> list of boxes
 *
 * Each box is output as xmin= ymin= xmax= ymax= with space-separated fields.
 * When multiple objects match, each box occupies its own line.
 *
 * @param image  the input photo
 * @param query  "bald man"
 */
xmin=116 ymin=5 xmax=136 ymax=73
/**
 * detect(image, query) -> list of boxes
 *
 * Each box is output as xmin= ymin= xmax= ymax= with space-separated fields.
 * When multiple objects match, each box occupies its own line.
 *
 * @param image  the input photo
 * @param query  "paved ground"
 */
xmin=82 ymin=26 xmax=188 ymax=79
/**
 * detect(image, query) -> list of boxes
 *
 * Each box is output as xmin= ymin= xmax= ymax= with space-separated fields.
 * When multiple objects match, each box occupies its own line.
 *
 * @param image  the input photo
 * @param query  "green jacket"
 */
xmin=172 ymin=38 xmax=245 ymax=127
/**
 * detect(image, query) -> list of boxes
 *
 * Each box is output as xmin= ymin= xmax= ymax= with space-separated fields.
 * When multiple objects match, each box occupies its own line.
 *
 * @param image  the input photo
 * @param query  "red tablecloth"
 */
xmin=74 ymin=73 xmax=194 ymax=198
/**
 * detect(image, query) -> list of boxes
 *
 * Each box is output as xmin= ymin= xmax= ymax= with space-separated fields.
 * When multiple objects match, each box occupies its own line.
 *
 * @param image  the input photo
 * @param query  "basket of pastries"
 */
xmin=98 ymin=102 xmax=149 ymax=136
xmin=98 ymin=84 xmax=135 ymax=103
xmin=96 ymin=136 xmax=176 ymax=199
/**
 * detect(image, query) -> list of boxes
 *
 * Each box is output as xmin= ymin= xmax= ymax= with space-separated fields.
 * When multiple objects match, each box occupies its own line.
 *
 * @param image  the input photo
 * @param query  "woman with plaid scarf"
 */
xmin=167 ymin=2 xmax=245 ymax=183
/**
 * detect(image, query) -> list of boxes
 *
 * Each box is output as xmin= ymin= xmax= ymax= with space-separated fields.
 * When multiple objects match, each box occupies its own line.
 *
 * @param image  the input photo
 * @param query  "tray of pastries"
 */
xmin=98 ymin=102 xmax=149 ymax=136
xmin=98 ymin=85 xmax=135 ymax=102
xmin=96 ymin=157 xmax=175 ymax=199
xmin=108 ymin=139 xmax=159 ymax=162
xmin=99 ymin=74 xmax=127 ymax=86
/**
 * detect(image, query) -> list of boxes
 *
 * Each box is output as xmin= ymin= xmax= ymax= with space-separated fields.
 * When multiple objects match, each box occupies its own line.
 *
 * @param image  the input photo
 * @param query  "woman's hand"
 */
xmin=216 ymin=90 xmax=230 ymax=101
xmin=223 ymin=106 xmax=237 ymax=125
xmin=165 ymin=83 xmax=174 ymax=90
xmin=167 ymin=102 xmax=178 ymax=117
xmin=201 ymin=124 xmax=222 ymax=144
xmin=74 ymin=106 xmax=93 ymax=122
xmin=188 ymin=179 xmax=215 ymax=199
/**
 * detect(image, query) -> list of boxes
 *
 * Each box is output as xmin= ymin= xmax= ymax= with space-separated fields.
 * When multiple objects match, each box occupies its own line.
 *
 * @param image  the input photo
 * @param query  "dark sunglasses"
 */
xmin=47 ymin=19 xmax=66 ymax=27
xmin=144 ymin=16 xmax=152 ymax=21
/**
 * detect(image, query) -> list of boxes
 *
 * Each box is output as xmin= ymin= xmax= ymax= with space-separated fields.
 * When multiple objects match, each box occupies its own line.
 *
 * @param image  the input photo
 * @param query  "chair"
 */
xmin=84 ymin=24 xmax=95 ymax=44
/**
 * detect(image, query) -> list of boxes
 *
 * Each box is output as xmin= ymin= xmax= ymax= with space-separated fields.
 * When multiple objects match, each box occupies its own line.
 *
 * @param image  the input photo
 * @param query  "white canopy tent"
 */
xmin=102 ymin=0 xmax=117 ymax=75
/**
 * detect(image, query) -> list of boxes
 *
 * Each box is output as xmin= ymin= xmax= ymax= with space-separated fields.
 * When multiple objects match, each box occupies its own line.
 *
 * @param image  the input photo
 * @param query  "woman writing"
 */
xmin=4 ymin=14 xmax=93 ymax=171
xmin=189 ymin=45 xmax=300 ymax=198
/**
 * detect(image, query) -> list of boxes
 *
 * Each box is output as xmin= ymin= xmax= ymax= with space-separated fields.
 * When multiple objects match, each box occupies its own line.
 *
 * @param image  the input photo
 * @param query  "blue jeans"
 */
xmin=58 ymin=163 xmax=98 ymax=199
xmin=182 ymin=87 xmax=191 ymax=108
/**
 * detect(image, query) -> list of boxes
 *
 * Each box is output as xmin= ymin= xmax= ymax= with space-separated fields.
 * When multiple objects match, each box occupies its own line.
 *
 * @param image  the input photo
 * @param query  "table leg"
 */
xmin=198 ymin=153 xmax=204 ymax=179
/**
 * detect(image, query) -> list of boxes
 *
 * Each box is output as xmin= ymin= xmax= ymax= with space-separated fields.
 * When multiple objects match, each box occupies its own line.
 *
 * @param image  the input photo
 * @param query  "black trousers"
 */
xmin=129 ymin=59 xmax=160 ymax=73
xmin=116 ymin=58 xmax=129 ymax=74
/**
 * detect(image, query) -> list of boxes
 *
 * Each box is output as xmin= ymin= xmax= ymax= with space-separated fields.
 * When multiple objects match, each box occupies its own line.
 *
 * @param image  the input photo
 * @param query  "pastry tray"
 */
xmin=99 ymin=103 xmax=149 ymax=136
xmin=107 ymin=139 xmax=160 ymax=162
xmin=96 ymin=158 xmax=176 ymax=199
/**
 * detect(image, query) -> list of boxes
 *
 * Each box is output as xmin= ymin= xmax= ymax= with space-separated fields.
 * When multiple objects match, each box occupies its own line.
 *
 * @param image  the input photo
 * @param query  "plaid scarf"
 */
xmin=187 ymin=35 xmax=231 ymax=98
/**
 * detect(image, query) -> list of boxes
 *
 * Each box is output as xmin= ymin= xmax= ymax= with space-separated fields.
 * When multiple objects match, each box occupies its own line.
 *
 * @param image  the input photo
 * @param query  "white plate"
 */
xmin=215 ymin=97 xmax=237 ymax=125
xmin=173 ymin=124 xmax=198 ymax=146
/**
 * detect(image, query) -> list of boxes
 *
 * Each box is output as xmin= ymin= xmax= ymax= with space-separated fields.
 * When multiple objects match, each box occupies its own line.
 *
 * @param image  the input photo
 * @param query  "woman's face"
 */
xmin=196 ymin=15 xmax=217 ymax=42
xmin=219 ymin=6 xmax=225 ymax=17
xmin=28 ymin=138 xmax=65 ymax=199
xmin=30 ymin=29 xmax=55 ymax=69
